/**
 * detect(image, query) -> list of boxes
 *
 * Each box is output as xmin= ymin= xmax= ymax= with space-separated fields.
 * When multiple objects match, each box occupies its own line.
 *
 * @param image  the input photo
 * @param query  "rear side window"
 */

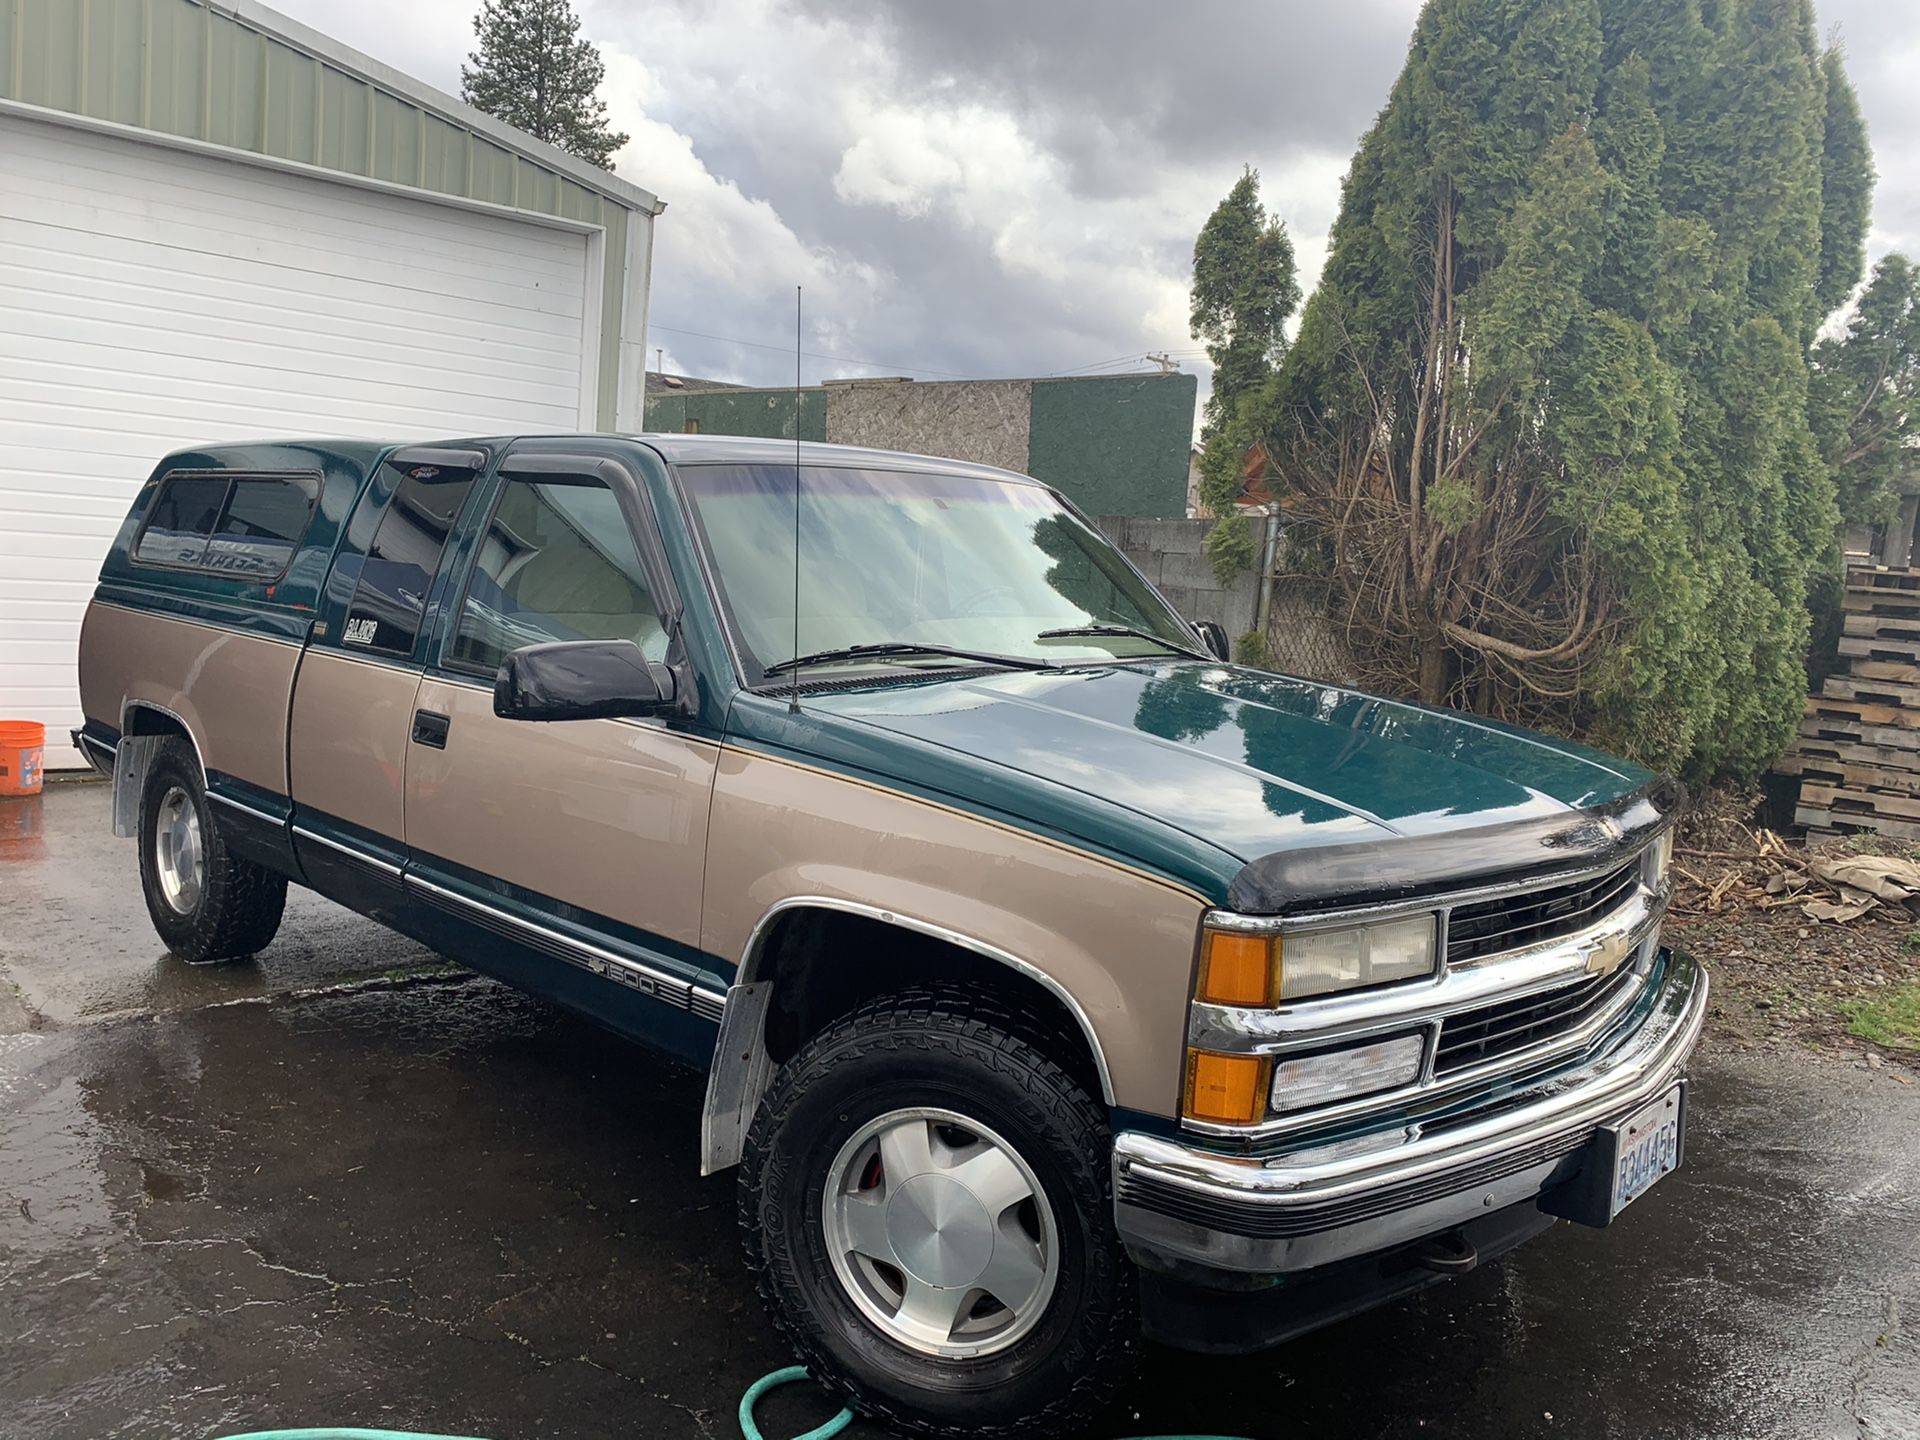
xmin=132 ymin=477 xmax=231 ymax=568
xmin=132 ymin=473 xmax=317 ymax=579
xmin=342 ymin=464 xmax=480 ymax=656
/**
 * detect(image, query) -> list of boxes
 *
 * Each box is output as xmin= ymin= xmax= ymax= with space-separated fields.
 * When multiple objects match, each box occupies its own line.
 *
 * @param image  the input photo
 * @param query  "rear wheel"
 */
xmin=137 ymin=738 xmax=286 ymax=963
xmin=740 ymin=987 xmax=1137 ymax=1438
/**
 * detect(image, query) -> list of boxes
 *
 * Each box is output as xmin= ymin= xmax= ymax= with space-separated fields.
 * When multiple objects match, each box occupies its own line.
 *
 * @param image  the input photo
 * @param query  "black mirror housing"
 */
xmin=493 ymin=640 xmax=675 ymax=722
xmin=1193 ymin=619 xmax=1231 ymax=662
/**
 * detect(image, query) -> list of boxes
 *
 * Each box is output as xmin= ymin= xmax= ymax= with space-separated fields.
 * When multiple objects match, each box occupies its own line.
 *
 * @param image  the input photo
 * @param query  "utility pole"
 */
xmin=1145 ymin=352 xmax=1178 ymax=374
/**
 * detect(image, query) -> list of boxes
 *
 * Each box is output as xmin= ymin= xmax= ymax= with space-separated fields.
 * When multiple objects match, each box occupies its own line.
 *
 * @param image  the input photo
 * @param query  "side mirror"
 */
xmin=1193 ymin=619 xmax=1231 ymax=662
xmin=493 ymin=640 xmax=676 ymax=722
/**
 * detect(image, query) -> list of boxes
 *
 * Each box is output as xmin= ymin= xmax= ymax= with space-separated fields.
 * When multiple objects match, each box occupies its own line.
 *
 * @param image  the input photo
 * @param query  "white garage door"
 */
xmin=0 ymin=113 xmax=600 ymax=766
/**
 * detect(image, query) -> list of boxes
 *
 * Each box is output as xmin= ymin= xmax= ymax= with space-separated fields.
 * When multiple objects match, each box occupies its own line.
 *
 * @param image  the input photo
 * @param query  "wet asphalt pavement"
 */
xmin=2 ymin=782 xmax=1917 ymax=1440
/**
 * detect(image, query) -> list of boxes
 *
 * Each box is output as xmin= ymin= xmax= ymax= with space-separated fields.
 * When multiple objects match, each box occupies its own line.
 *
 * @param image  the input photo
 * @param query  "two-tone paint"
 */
xmin=77 ymin=433 xmax=1679 ymax=1155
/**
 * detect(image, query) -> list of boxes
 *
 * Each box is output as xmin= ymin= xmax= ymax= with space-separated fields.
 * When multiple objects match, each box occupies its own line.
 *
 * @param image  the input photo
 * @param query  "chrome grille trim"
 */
xmin=1445 ymin=859 xmax=1642 ymax=964
xmin=1434 ymin=959 xmax=1645 ymax=1073
xmin=1186 ymin=828 xmax=1674 ymax=1142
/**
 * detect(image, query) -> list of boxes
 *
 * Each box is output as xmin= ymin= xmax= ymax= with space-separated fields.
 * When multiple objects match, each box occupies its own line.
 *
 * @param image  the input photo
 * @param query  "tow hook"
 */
xmin=1411 ymin=1230 xmax=1479 ymax=1274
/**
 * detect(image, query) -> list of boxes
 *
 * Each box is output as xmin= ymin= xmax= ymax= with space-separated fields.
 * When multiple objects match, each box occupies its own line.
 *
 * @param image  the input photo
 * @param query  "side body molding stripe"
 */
xmin=404 ymin=872 xmax=728 ymax=1021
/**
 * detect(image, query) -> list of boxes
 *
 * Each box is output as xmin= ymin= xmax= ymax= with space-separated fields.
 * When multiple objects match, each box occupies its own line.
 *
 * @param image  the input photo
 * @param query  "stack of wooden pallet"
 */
xmin=1783 ymin=567 xmax=1920 ymax=839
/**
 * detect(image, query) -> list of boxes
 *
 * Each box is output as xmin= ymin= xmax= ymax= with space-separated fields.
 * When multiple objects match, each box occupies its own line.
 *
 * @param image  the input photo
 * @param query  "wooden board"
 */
xmin=1776 ymin=754 xmax=1920 ymax=792
xmin=1822 ymin=674 xmax=1920 ymax=708
xmin=1843 ymin=613 xmax=1920 ymax=641
xmin=1838 ymin=634 xmax=1920 ymax=662
xmin=1795 ymin=803 xmax=1920 ymax=842
xmin=1803 ymin=695 xmax=1920 ymax=729
xmin=1798 ymin=715 xmax=1920 ymax=749
xmin=1788 ymin=734 xmax=1920 ymax=772
xmin=1847 ymin=566 xmax=1920 ymax=594
xmin=1849 ymin=658 xmax=1920 ymax=685
xmin=1844 ymin=588 xmax=1920 ymax=614
xmin=1798 ymin=782 xmax=1920 ymax=821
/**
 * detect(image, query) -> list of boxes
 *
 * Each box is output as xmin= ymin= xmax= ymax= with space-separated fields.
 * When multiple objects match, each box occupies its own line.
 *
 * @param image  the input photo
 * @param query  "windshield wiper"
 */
xmin=761 ymin=642 xmax=1057 ymax=680
xmin=1034 ymin=623 xmax=1213 ymax=661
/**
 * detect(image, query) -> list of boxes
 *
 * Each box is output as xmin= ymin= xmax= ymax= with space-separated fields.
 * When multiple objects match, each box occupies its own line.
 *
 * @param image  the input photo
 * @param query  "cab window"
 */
xmin=343 ymin=465 xmax=479 ymax=656
xmin=448 ymin=474 xmax=666 ymax=676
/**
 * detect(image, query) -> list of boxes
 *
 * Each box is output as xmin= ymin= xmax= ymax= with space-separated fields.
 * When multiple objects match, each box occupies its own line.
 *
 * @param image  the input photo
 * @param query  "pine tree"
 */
xmin=1188 ymin=169 xmax=1299 ymax=575
xmin=461 ymin=0 xmax=629 ymax=170
xmin=1253 ymin=0 xmax=1872 ymax=778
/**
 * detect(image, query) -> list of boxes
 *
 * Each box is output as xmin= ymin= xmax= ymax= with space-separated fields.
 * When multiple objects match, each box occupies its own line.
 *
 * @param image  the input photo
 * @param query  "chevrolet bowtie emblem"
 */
xmin=1582 ymin=927 xmax=1633 ymax=976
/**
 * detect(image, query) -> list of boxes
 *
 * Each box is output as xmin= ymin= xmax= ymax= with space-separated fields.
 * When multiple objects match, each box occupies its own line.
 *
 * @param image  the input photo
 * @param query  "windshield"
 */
xmin=678 ymin=464 xmax=1202 ymax=683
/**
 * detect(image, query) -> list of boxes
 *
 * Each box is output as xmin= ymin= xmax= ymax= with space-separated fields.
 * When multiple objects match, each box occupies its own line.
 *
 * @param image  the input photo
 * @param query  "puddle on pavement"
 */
xmin=0 ymin=979 xmax=1913 ymax=1440
xmin=2 ymin=784 xmax=1915 ymax=1438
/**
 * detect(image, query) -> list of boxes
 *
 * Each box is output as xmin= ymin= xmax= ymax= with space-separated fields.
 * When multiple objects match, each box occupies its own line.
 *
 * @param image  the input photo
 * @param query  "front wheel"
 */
xmin=740 ymin=987 xmax=1137 ymax=1438
xmin=137 ymin=738 xmax=286 ymax=963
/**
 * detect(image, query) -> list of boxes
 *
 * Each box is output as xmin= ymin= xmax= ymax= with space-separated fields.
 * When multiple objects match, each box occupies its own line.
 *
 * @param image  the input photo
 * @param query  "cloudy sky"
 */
xmin=272 ymin=0 xmax=1919 ymax=405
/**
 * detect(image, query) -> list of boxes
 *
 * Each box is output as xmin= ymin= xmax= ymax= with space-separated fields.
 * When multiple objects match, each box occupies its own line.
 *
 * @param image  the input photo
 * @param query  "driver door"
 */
xmin=402 ymin=449 xmax=722 ymax=1058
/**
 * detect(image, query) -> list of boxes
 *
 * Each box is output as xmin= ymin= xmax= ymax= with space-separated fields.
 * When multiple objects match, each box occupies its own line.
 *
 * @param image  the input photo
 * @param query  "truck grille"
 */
xmin=1433 ymin=961 xmax=1643 ymax=1075
xmin=1445 ymin=858 xmax=1641 ymax=965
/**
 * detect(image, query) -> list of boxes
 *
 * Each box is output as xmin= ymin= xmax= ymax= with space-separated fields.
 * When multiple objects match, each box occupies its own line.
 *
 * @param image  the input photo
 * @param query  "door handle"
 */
xmin=411 ymin=710 xmax=451 ymax=749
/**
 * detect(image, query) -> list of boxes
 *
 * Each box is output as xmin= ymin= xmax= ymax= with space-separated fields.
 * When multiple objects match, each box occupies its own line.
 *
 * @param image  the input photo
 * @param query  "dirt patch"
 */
xmin=1668 ymin=790 xmax=1920 ymax=1076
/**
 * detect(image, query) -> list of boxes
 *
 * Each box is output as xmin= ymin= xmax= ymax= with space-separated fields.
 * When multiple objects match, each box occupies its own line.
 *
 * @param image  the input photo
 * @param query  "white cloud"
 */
xmin=602 ymin=52 xmax=888 ymax=323
xmin=230 ymin=0 xmax=1920 ymax=421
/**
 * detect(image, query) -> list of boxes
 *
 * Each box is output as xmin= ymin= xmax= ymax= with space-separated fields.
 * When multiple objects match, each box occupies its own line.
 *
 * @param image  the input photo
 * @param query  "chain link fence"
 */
xmin=1099 ymin=514 xmax=1358 ymax=684
xmin=1262 ymin=572 xmax=1355 ymax=683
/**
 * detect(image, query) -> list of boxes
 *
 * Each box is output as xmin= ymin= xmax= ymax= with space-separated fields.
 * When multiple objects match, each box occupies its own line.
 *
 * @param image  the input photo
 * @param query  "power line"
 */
xmin=651 ymin=321 xmax=1202 ymax=387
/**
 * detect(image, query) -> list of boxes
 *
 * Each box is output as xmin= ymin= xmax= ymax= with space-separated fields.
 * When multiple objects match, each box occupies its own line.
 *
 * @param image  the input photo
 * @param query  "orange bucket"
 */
xmin=0 ymin=720 xmax=45 ymax=797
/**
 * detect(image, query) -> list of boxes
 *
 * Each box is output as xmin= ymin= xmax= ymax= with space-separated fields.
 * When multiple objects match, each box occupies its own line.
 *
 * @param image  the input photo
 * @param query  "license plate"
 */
xmin=1607 ymin=1084 xmax=1684 ymax=1217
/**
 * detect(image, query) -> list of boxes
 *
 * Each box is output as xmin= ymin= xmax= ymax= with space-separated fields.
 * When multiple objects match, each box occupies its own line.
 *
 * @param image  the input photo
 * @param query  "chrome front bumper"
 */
xmin=1113 ymin=947 xmax=1708 ymax=1277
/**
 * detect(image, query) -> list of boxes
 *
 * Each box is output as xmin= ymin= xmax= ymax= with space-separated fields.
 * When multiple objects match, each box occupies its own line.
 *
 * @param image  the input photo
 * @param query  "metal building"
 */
xmin=0 ymin=0 xmax=664 ymax=764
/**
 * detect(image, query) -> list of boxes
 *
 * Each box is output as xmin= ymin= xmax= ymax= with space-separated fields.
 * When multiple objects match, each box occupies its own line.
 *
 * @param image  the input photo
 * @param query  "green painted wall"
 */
xmin=0 ymin=0 xmax=656 ymax=429
xmin=1027 ymin=374 xmax=1195 ymax=518
xmin=645 ymin=388 xmax=827 ymax=442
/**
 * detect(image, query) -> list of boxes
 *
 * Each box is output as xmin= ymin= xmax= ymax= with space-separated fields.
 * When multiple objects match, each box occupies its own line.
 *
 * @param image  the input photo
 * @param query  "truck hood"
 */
xmin=787 ymin=661 xmax=1664 ymax=909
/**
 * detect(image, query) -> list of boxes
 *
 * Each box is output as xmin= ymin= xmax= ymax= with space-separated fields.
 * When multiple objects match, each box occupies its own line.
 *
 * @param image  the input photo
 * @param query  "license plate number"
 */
xmin=1608 ymin=1084 xmax=1683 ymax=1217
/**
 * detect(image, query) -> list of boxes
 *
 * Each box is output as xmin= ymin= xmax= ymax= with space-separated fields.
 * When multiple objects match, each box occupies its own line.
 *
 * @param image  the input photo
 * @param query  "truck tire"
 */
xmin=740 ymin=986 xmax=1136 ymax=1439
xmin=137 ymin=738 xmax=286 ymax=963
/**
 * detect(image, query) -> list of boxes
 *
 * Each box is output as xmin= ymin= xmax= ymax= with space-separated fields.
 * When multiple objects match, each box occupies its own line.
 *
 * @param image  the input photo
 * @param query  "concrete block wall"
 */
xmin=1096 ymin=515 xmax=1259 ymax=638
xmin=1096 ymin=515 xmax=1357 ymax=681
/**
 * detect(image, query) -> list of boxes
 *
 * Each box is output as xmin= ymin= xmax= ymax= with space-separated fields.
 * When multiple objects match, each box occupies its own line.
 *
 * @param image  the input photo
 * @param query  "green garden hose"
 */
xmin=214 ymin=1365 xmax=1250 ymax=1440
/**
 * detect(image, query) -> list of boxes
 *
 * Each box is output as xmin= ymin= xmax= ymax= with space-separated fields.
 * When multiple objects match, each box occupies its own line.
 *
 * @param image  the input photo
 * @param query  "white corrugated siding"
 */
xmin=0 ymin=113 xmax=598 ymax=766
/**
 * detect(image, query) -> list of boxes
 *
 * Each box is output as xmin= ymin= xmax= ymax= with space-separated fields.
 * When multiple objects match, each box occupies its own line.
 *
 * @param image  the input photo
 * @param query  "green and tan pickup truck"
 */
xmin=76 ymin=434 xmax=1705 ymax=1436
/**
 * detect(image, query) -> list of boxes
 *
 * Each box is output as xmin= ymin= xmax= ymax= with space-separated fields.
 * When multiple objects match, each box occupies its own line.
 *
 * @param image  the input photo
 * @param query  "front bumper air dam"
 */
xmin=1112 ymin=947 xmax=1708 ymax=1281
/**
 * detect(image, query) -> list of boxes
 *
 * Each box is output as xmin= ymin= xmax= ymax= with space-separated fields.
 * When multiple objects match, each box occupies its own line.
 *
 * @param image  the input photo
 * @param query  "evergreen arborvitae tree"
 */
xmin=461 ymin=0 xmax=629 ymax=170
xmin=1812 ymin=253 xmax=1920 ymax=524
xmin=1189 ymin=168 xmax=1299 ymax=576
xmin=1255 ymin=0 xmax=1872 ymax=778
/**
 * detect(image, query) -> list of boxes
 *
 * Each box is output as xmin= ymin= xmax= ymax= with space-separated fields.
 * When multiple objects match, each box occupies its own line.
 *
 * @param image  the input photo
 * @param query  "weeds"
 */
xmin=1842 ymin=983 xmax=1920 ymax=1051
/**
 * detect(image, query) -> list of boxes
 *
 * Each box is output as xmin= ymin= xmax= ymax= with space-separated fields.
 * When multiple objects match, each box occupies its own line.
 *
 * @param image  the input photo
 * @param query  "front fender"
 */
xmin=696 ymin=747 xmax=1209 ymax=1169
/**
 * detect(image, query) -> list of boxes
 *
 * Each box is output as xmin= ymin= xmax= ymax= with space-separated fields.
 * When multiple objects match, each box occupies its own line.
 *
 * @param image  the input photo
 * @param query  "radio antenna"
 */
xmin=790 ymin=285 xmax=803 ymax=715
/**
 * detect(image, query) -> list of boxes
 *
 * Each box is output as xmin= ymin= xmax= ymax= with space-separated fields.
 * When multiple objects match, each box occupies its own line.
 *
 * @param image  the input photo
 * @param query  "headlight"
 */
xmin=1197 ymin=914 xmax=1438 ymax=1006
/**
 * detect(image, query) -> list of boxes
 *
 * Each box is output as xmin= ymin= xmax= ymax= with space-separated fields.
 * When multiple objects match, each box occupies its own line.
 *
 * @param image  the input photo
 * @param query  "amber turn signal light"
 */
xmin=1183 ymin=1050 xmax=1271 ymax=1125
xmin=1197 ymin=930 xmax=1276 ymax=1006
